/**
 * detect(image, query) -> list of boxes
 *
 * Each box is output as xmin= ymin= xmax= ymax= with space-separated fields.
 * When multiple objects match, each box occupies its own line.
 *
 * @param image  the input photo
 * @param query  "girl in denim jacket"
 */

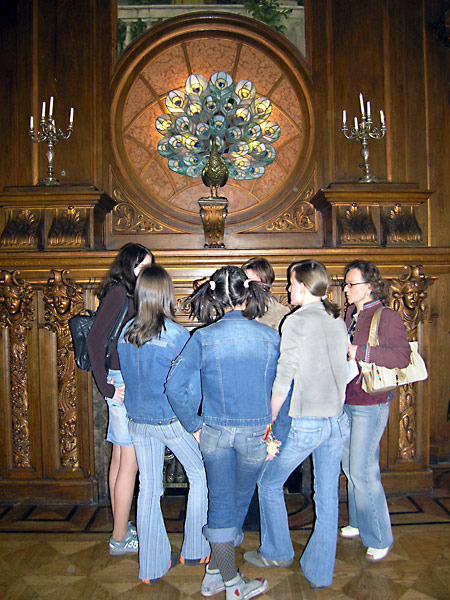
xmin=166 ymin=265 xmax=280 ymax=600
xmin=118 ymin=264 xmax=210 ymax=584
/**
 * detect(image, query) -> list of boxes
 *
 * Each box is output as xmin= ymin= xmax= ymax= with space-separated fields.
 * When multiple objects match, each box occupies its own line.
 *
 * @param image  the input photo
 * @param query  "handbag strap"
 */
xmin=367 ymin=307 xmax=384 ymax=347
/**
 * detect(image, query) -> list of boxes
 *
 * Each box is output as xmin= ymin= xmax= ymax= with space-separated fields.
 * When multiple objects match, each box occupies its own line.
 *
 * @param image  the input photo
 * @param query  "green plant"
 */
xmin=243 ymin=0 xmax=293 ymax=34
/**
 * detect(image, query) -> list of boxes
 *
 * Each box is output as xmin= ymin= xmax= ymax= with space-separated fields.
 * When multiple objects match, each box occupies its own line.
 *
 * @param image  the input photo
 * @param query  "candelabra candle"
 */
xmin=29 ymin=98 xmax=74 ymax=186
xmin=342 ymin=93 xmax=386 ymax=183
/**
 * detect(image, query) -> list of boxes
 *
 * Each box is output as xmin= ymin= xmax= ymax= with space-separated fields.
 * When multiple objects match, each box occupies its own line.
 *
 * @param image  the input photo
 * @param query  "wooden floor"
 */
xmin=0 ymin=467 xmax=449 ymax=600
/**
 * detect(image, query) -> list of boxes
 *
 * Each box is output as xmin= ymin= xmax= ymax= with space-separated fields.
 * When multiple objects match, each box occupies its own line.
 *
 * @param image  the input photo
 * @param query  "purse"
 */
xmin=358 ymin=308 xmax=428 ymax=394
xmin=69 ymin=295 xmax=129 ymax=372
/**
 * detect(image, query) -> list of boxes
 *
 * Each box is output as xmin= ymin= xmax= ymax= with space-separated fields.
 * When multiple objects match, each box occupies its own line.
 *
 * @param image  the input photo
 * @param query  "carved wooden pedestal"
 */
xmin=198 ymin=197 xmax=228 ymax=248
xmin=311 ymin=182 xmax=431 ymax=247
xmin=0 ymin=185 xmax=115 ymax=250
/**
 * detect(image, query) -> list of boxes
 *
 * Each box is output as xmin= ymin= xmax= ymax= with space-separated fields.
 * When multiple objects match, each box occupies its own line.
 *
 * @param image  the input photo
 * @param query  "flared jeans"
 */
xmin=257 ymin=412 xmax=350 ymax=587
xmin=129 ymin=420 xmax=210 ymax=580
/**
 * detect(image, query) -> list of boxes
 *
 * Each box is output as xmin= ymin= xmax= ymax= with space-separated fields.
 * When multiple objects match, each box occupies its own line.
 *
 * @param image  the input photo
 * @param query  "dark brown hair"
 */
xmin=98 ymin=243 xmax=153 ymax=300
xmin=344 ymin=260 xmax=388 ymax=304
xmin=124 ymin=264 xmax=175 ymax=347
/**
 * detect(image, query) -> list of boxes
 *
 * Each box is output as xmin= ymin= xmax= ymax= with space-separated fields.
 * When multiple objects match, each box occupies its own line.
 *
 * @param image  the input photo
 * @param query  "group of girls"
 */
xmin=88 ymin=243 xmax=410 ymax=596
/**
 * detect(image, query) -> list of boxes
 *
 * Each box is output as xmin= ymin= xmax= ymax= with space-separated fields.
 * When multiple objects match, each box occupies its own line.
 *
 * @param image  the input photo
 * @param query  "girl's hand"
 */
xmin=112 ymin=384 xmax=125 ymax=405
xmin=193 ymin=429 xmax=201 ymax=444
xmin=347 ymin=344 xmax=357 ymax=361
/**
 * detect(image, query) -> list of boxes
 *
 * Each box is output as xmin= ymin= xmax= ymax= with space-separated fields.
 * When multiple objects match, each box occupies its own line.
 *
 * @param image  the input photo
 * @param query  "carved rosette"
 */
xmin=0 ymin=209 xmax=41 ymax=248
xmin=198 ymin=197 xmax=228 ymax=248
xmin=48 ymin=207 xmax=86 ymax=247
xmin=391 ymin=266 xmax=432 ymax=460
xmin=383 ymin=204 xmax=422 ymax=244
xmin=338 ymin=204 xmax=377 ymax=245
xmin=43 ymin=270 xmax=84 ymax=468
xmin=0 ymin=271 xmax=35 ymax=468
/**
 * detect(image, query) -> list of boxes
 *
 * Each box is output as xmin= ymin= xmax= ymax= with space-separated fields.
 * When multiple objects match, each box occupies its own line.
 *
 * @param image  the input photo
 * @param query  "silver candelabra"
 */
xmin=342 ymin=93 xmax=386 ymax=183
xmin=29 ymin=97 xmax=74 ymax=185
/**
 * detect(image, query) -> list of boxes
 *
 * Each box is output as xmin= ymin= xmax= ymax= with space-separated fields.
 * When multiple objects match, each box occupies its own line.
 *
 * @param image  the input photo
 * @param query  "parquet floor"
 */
xmin=0 ymin=468 xmax=449 ymax=600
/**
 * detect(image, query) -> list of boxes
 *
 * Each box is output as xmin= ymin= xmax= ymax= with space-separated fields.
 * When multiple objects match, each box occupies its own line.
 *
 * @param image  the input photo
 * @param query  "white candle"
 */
xmin=69 ymin=107 xmax=74 ymax=125
xmin=342 ymin=109 xmax=347 ymax=126
xmin=41 ymin=101 xmax=46 ymax=119
xmin=380 ymin=109 xmax=385 ymax=126
xmin=367 ymin=101 xmax=371 ymax=119
xmin=30 ymin=116 xmax=34 ymax=130
xmin=359 ymin=93 xmax=365 ymax=117
xmin=49 ymin=96 xmax=54 ymax=117
xmin=354 ymin=116 xmax=359 ymax=130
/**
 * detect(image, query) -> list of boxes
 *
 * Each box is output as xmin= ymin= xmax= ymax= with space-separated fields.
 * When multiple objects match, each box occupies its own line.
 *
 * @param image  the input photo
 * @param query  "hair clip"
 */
xmin=321 ymin=294 xmax=328 ymax=300
xmin=243 ymin=279 xmax=250 ymax=288
xmin=209 ymin=280 xmax=216 ymax=291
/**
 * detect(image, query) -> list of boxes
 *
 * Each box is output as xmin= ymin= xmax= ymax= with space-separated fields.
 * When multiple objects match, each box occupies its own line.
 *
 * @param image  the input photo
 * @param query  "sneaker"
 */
xmin=128 ymin=521 xmax=137 ymax=537
xmin=141 ymin=551 xmax=179 ymax=584
xmin=109 ymin=529 xmax=139 ymax=555
xmin=340 ymin=525 xmax=360 ymax=538
xmin=180 ymin=554 xmax=210 ymax=566
xmin=243 ymin=550 xmax=293 ymax=568
xmin=225 ymin=573 xmax=268 ymax=600
xmin=201 ymin=566 xmax=225 ymax=597
xmin=366 ymin=546 xmax=392 ymax=561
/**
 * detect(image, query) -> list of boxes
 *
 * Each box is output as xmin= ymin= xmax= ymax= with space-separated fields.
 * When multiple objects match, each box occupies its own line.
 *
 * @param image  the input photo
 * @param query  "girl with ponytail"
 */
xmin=243 ymin=259 xmax=350 ymax=590
xmin=166 ymin=265 xmax=280 ymax=600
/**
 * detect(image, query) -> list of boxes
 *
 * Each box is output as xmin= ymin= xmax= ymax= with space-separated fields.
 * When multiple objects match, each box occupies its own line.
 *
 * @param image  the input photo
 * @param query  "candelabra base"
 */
xmin=359 ymin=174 xmax=378 ymax=183
xmin=40 ymin=177 xmax=60 ymax=186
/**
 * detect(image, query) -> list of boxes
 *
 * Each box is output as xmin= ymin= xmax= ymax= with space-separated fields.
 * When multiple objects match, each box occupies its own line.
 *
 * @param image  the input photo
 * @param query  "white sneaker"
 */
xmin=340 ymin=525 xmax=360 ymax=538
xmin=201 ymin=567 xmax=225 ymax=597
xmin=366 ymin=546 xmax=392 ymax=561
xmin=225 ymin=574 xmax=268 ymax=600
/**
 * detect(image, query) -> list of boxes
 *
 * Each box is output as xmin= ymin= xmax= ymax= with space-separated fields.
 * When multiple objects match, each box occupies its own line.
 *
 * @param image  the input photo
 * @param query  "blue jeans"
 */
xmin=257 ymin=411 xmax=350 ymax=587
xmin=129 ymin=420 xmax=210 ymax=580
xmin=200 ymin=423 xmax=267 ymax=544
xmin=106 ymin=369 xmax=132 ymax=446
xmin=342 ymin=403 xmax=393 ymax=549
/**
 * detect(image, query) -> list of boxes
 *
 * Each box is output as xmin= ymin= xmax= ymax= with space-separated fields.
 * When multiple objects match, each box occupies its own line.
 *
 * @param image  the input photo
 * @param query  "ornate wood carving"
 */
xmin=198 ymin=198 xmax=228 ymax=248
xmin=0 ymin=209 xmax=41 ymax=248
xmin=48 ymin=207 xmax=86 ymax=247
xmin=391 ymin=266 xmax=432 ymax=461
xmin=112 ymin=189 xmax=167 ymax=233
xmin=339 ymin=203 xmax=377 ymax=244
xmin=266 ymin=199 xmax=316 ymax=232
xmin=383 ymin=204 xmax=422 ymax=245
xmin=43 ymin=270 xmax=84 ymax=468
xmin=0 ymin=271 xmax=35 ymax=468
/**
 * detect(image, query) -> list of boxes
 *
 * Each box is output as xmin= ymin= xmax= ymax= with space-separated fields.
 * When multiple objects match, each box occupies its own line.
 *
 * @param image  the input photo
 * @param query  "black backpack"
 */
xmin=69 ymin=296 xmax=128 ymax=372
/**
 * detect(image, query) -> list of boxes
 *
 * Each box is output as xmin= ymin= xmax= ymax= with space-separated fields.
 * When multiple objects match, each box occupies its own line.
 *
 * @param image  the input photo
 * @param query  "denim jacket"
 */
xmin=117 ymin=318 xmax=189 ymax=425
xmin=165 ymin=310 xmax=280 ymax=433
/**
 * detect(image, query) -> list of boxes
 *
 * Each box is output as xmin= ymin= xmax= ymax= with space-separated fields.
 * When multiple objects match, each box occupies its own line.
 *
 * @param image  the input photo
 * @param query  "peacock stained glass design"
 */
xmin=156 ymin=72 xmax=280 ymax=182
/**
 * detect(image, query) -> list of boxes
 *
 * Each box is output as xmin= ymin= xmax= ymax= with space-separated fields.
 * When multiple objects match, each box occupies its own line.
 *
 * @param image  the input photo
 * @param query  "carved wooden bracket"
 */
xmin=198 ymin=196 xmax=228 ymax=248
xmin=311 ymin=182 xmax=431 ymax=247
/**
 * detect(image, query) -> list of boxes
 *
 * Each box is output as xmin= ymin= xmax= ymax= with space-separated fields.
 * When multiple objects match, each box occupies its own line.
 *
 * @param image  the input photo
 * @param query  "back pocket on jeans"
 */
xmin=200 ymin=424 xmax=221 ymax=454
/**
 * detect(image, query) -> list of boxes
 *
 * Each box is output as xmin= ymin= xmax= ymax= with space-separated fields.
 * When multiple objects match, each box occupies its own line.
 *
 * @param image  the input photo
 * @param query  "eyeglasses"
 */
xmin=341 ymin=281 xmax=368 ymax=290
